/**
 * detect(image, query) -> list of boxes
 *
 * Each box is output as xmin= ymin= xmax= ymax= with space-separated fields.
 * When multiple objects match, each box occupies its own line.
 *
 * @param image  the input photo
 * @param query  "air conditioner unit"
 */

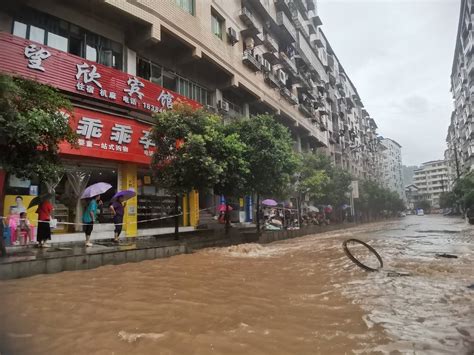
xmin=263 ymin=59 xmax=272 ymax=73
xmin=218 ymin=100 xmax=230 ymax=112
xmin=277 ymin=69 xmax=287 ymax=85
xmin=227 ymin=27 xmax=239 ymax=45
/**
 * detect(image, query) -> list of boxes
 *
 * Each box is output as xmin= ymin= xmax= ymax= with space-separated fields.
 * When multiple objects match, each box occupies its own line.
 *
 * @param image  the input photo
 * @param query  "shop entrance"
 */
xmin=54 ymin=161 xmax=118 ymax=233
xmin=136 ymin=169 xmax=182 ymax=229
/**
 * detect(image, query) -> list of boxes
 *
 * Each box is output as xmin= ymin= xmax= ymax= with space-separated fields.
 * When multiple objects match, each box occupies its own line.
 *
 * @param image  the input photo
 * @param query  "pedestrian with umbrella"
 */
xmin=81 ymin=183 xmax=111 ymax=247
xmin=109 ymin=189 xmax=136 ymax=243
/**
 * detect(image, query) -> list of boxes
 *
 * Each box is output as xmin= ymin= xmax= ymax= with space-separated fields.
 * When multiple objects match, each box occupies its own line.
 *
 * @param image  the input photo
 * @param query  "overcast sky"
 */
xmin=318 ymin=0 xmax=460 ymax=166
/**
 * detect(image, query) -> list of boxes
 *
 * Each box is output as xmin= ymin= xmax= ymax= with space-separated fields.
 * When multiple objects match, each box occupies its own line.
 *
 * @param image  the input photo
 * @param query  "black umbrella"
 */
xmin=27 ymin=193 xmax=52 ymax=210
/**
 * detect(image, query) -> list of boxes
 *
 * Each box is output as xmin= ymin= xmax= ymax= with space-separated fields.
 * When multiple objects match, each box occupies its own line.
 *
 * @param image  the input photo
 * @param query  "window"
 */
xmin=137 ymin=57 xmax=163 ymax=85
xmin=175 ymin=0 xmax=195 ymax=15
xmin=211 ymin=12 xmax=224 ymax=40
xmin=11 ymin=9 xmax=123 ymax=70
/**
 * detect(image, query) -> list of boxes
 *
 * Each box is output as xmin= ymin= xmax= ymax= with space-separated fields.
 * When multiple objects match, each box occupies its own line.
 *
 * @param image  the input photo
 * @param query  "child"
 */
xmin=17 ymin=212 xmax=32 ymax=246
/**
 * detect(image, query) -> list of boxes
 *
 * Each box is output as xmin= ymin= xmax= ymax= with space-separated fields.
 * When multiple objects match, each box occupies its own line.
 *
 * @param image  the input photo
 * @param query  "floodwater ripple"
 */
xmin=0 ymin=216 xmax=472 ymax=354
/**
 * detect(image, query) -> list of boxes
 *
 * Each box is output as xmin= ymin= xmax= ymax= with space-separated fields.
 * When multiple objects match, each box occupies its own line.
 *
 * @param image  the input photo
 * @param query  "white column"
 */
xmin=126 ymin=48 xmax=137 ymax=76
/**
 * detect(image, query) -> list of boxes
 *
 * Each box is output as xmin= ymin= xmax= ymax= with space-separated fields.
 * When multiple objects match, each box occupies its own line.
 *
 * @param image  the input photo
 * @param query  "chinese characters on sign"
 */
xmin=74 ymin=113 xmax=153 ymax=157
xmin=24 ymin=44 xmax=51 ymax=71
xmin=139 ymin=130 xmax=156 ymax=157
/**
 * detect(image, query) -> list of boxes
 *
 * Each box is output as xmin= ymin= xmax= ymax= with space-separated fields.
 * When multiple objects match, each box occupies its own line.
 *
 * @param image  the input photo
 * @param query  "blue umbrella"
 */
xmin=81 ymin=182 xmax=112 ymax=199
xmin=112 ymin=189 xmax=136 ymax=202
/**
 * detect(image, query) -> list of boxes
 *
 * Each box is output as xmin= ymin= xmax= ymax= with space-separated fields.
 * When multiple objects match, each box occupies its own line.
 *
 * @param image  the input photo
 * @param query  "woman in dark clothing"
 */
xmin=110 ymin=196 xmax=126 ymax=242
xmin=36 ymin=197 xmax=53 ymax=248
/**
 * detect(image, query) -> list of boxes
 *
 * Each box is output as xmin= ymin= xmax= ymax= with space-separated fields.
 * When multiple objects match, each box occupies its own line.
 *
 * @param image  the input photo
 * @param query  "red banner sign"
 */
xmin=59 ymin=107 xmax=155 ymax=165
xmin=0 ymin=32 xmax=200 ymax=114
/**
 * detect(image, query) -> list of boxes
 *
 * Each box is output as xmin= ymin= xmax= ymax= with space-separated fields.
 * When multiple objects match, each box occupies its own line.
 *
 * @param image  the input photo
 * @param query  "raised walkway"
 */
xmin=0 ymin=223 xmax=355 ymax=280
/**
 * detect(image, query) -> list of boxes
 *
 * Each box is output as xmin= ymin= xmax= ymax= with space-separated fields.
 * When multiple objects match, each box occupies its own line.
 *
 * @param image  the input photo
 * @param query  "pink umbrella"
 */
xmin=80 ymin=182 xmax=112 ymax=199
xmin=219 ymin=204 xmax=233 ymax=212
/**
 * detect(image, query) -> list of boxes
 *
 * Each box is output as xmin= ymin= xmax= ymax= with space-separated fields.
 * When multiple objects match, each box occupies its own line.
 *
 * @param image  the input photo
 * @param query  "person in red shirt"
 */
xmin=36 ymin=196 xmax=53 ymax=248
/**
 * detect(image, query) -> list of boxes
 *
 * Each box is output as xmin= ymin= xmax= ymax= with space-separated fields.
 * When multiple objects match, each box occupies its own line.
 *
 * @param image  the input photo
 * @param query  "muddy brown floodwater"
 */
xmin=0 ymin=215 xmax=473 ymax=354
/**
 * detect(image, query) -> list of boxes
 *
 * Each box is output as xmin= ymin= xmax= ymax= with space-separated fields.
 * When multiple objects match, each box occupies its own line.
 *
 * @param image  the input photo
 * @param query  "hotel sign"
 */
xmin=0 ymin=32 xmax=200 ymax=115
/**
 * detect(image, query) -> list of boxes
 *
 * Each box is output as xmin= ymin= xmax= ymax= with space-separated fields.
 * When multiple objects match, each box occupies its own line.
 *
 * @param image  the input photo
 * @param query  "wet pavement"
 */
xmin=0 ymin=215 xmax=472 ymax=354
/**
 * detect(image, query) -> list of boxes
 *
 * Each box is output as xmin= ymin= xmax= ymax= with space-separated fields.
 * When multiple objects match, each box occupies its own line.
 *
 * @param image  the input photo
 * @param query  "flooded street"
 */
xmin=0 ymin=215 xmax=473 ymax=354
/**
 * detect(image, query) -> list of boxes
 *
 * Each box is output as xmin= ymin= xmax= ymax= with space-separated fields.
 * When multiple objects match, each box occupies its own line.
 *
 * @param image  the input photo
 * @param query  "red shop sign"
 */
xmin=0 ymin=32 xmax=200 ymax=114
xmin=59 ymin=107 xmax=155 ymax=165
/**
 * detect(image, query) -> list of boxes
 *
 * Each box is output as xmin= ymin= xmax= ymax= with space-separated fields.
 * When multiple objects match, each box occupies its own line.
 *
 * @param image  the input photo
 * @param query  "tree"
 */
xmin=298 ymin=153 xmax=331 ymax=201
xmin=0 ymin=74 xmax=76 ymax=182
xmin=452 ymin=172 xmax=474 ymax=211
xmin=231 ymin=115 xmax=300 ymax=232
xmin=151 ymin=104 xmax=249 ymax=236
xmin=439 ymin=191 xmax=457 ymax=209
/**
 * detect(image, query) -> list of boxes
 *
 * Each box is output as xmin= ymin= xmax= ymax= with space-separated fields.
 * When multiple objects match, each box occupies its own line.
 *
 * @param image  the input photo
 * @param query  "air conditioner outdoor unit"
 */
xmin=228 ymin=27 xmax=239 ymax=45
xmin=218 ymin=100 xmax=230 ymax=112
xmin=277 ymin=69 xmax=287 ymax=85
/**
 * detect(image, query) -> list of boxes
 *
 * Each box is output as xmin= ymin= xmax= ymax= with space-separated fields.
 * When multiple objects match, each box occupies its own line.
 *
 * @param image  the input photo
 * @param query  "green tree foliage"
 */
xmin=439 ymin=191 xmax=457 ymax=209
xmin=298 ymin=153 xmax=351 ymax=207
xmin=151 ymin=104 xmax=229 ymax=194
xmin=356 ymin=179 xmax=405 ymax=219
xmin=231 ymin=114 xmax=300 ymax=198
xmin=452 ymin=172 xmax=474 ymax=210
xmin=0 ymin=74 xmax=76 ymax=182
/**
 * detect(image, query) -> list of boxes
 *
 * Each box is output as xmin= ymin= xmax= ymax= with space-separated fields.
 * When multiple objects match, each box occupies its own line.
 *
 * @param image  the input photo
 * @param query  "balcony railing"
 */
xmin=279 ymin=51 xmax=298 ymax=74
xmin=240 ymin=7 xmax=260 ymax=32
xmin=263 ymin=33 xmax=278 ymax=52
xmin=280 ymin=87 xmax=299 ymax=104
xmin=275 ymin=0 xmax=295 ymax=18
xmin=264 ymin=72 xmax=281 ymax=88
xmin=263 ymin=51 xmax=280 ymax=64
xmin=242 ymin=51 xmax=262 ymax=72
xmin=298 ymin=103 xmax=313 ymax=117
xmin=276 ymin=11 xmax=297 ymax=43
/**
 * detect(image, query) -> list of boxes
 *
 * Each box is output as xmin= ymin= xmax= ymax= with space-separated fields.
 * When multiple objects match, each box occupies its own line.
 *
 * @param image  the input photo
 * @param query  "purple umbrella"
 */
xmin=112 ymin=189 xmax=136 ymax=202
xmin=80 ymin=182 xmax=112 ymax=199
xmin=262 ymin=199 xmax=278 ymax=206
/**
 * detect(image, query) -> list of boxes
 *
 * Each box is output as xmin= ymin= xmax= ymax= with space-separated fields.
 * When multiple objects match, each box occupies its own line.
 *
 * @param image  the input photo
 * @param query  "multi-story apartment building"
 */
xmin=380 ymin=138 xmax=405 ymax=200
xmin=413 ymin=160 xmax=450 ymax=208
xmin=0 ymin=0 xmax=384 ymax=239
xmin=446 ymin=0 xmax=474 ymax=186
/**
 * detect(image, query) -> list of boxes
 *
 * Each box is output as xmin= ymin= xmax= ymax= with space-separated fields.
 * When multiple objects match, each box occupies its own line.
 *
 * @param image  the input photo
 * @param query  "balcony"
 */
xmin=280 ymin=87 xmax=299 ymax=105
xmin=279 ymin=51 xmax=298 ymax=74
xmin=295 ymin=32 xmax=319 ymax=68
xmin=264 ymin=72 xmax=281 ymax=88
xmin=275 ymin=0 xmax=295 ymax=18
xmin=262 ymin=51 xmax=280 ymax=64
xmin=291 ymin=8 xmax=310 ymax=39
xmin=298 ymin=103 xmax=313 ymax=117
xmin=276 ymin=11 xmax=297 ymax=43
xmin=240 ymin=7 xmax=261 ymax=33
xmin=242 ymin=51 xmax=262 ymax=72
xmin=263 ymin=33 xmax=279 ymax=52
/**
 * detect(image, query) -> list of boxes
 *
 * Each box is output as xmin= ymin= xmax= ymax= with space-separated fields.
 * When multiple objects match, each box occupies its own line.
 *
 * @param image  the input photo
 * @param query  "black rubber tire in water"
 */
xmin=342 ymin=238 xmax=383 ymax=272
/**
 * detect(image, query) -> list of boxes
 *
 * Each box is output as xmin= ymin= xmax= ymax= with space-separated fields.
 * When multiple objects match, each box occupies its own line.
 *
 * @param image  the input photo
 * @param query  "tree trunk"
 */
xmin=256 ymin=194 xmax=261 ymax=235
xmin=174 ymin=193 xmax=179 ymax=240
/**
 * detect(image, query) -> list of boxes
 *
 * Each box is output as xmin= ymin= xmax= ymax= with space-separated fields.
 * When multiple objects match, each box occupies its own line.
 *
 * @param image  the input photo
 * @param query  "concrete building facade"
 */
xmin=379 ymin=138 xmax=405 ymax=200
xmin=0 ymin=0 xmax=389 ymax=241
xmin=413 ymin=160 xmax=450 ymax=209
xmin=446 ymin=0 xmax=474 ymax=186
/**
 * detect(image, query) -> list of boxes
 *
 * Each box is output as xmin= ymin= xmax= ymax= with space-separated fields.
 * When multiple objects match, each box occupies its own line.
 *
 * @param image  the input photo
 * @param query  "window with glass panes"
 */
xmin=11 ymin=8 xmax=123 ymax=70
xmin=211 ymin=12 xmax=223 ymax=39
xmin=176 ymin=76 xmax=210 ymax=105
xmin=137 ymin=56 xmax=163 ymax=85
xmin=175 ymin=0 xmax=195 ymax=15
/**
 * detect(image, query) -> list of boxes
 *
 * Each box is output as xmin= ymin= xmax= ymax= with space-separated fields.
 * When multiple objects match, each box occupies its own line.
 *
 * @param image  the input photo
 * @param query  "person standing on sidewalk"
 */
xmin=109 ymin=196 xmax=126 ymax=243
xmin=37 ymin=197 xmax=53 ymax=248
xmin=83 ymin=195 xmax=101 ymax=247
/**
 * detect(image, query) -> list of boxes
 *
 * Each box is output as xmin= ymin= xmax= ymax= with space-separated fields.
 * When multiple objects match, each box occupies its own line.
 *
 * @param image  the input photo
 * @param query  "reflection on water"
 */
xmin=0 ymin=216 xmax=472 ymax=354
